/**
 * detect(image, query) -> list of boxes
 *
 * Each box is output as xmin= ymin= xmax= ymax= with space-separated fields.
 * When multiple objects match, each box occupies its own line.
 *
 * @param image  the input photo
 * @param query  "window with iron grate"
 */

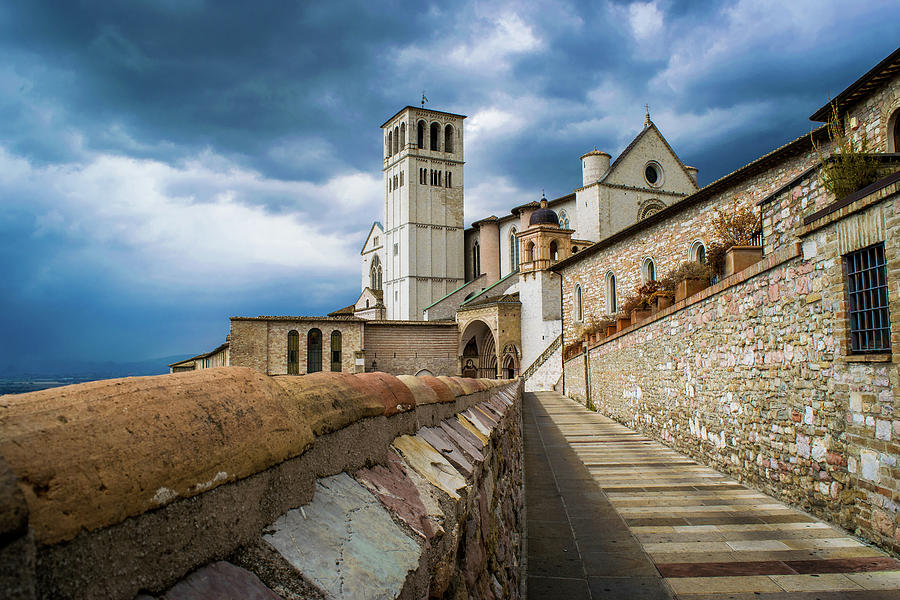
xmin=845 ymin=242 xmax=891 ymax=354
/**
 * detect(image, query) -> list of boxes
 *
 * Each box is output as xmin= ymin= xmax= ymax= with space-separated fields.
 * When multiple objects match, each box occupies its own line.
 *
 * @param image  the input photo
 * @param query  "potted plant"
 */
xmin=709 ymin=203 xmax=763 ymax=277
xmin=615 ymin=310 xmax=632 ymax=331
xmin=668 ymin=261 xmax=712 ymax=302
xmin=812 ymin=102 xmax=880 ymax=201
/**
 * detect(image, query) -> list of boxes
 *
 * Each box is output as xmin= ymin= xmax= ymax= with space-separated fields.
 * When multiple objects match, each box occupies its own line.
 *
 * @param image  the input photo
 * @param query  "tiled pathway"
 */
xmin=525 ymin=391 xmax=900 ymax=599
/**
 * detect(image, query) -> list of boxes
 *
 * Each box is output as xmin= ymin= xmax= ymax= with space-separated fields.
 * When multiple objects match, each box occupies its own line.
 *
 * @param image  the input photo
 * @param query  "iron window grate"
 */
xmin=846 ymin=243 xmax=891 ymax=353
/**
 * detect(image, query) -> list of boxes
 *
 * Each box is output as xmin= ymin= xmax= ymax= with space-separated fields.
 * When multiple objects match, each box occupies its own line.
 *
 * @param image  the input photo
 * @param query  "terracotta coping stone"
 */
xmin=436 ymin=376 xmax=466 ymax=397
xmin=396 ymin=375 xmax=440 ymax=406
xmin=273 ymin=372 xmax=385 ymax=435
xmin=416 ymin=376 xmax=456 ymax=404
xmin=0 ymin=367 xmax=316 ymax=546
xmin=451 ymin=377 xmax=483 ymax=395
xmin=352 ymin=372 xmax=416 ymax=416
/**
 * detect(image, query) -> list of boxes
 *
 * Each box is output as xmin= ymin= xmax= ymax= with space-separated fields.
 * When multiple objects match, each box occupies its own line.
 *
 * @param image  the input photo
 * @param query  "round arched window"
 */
xmin=644 ymin=161 xmax=663 ymax=187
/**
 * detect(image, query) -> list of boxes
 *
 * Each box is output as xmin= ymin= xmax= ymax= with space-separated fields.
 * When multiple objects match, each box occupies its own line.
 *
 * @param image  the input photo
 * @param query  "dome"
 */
xmin=529 ymin=195 xmax=559 ymax=227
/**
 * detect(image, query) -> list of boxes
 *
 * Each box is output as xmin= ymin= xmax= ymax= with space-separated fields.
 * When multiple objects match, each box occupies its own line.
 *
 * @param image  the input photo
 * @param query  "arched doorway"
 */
xmin=459 ymin=320 xmax=498 ymax=378
xmin=502 ymin=344 xmax=520 ymax=379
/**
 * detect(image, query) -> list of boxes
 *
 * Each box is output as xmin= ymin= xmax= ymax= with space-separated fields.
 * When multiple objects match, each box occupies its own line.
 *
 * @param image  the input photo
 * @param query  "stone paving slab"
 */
xmin=526 ymin=391 xmax=900 ymax=599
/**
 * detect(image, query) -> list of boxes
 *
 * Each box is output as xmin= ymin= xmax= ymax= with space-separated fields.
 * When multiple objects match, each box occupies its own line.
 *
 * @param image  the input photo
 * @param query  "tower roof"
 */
xmin=529 ymin=195 xmax=559 ymax=227
xmin=381 ymin=106 xmax=467 ymax=128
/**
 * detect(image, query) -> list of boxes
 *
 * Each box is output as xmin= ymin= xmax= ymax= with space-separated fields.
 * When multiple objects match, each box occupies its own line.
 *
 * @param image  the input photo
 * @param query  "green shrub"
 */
xmin=814 ymin=103 xmax=879 ymax=199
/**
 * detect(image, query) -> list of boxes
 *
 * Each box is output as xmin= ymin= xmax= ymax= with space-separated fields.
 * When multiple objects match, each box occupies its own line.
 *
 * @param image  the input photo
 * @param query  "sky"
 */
xmin=0 ymin=0 xmax=897 ymax=373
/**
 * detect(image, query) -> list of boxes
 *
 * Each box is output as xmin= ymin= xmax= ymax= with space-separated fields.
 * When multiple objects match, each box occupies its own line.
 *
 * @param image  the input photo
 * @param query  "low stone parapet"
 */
xmin=0 ymin=367 xmax=523 ymax=599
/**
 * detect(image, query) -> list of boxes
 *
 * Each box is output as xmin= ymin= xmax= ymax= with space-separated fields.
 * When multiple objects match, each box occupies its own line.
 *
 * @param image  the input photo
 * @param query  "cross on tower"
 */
xmin=421 ymin=91 xmax=428 ymax=107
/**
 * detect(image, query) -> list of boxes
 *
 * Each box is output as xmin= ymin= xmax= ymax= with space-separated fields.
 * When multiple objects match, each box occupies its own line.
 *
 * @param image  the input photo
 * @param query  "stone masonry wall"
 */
xmin=561 ymin=144 xmax=821 ymax=347
xmin=570 ymin=190 xmax=900 ymax=554
xmin=0 ymin=368 xmax=523 ymax=600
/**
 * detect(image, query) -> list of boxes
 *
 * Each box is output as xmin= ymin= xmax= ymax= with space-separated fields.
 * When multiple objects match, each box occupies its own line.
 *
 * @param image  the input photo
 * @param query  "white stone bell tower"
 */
xmin=381 ymin=106 xmax=466 ymax=320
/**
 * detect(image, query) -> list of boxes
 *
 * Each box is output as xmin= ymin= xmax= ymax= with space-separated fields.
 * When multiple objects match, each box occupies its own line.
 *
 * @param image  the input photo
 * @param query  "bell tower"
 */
xmin=381 ymin=106 xmax=466 ymax=320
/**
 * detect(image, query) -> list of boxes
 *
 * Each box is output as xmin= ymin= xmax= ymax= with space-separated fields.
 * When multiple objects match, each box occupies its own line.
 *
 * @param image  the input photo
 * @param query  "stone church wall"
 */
xmin=561 ymin=143 xmax=821 ymax=344
xmin=569 ymin=189 xmax=900 ymax=553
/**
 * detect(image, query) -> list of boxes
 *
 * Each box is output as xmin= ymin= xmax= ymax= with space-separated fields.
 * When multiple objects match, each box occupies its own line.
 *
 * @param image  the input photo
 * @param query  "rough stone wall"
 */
xmin=563 ymin=352 xmax=586 ymax=404
xmin=843 ymin=71 xmax=900 ymax=153
xmin=228 ymin=319 xmax=268 ymax=373
xmin=0 ymin=369 xmax=523 ymax=600
xmin=574 ymin=192 xmax=900 ymax=554
xmin=561 ymin=146 xmax=820 ymax=346
xmin=262 ymin=319 xmax=364 ymax=375
xmin=424 ymin=274 xmax=486 ymax=321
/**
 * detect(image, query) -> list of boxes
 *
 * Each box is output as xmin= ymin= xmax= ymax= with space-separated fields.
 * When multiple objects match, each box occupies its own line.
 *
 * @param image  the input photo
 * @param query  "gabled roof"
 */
xmin=597 ymin=121 xmax=699 ymax=189
xmin=810 ymin=46 xmax=900 ymax=122
xmin=360 ymin=221 xmax=384 ymax=255
xmin=458 ymin=292 xmax=521 ymax=311
xmin=168 ymin=342 xmax=229 ymax=367
xmin=328 ymin=304 xmax=356 ymax=317
xmin=460 ymin=269 xmax=519 ymax=306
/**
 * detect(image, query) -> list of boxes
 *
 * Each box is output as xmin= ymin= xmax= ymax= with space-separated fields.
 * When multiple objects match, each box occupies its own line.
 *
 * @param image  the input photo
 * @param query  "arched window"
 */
xmin=550 ymin=240 xmax=559 ymax=261
xmin=399 ymin=122 xmax=406 ymax=149
xmin=387 ymin=131 xmax=393 ymax=157
xmin=558 ymin=210 xmax=569 ymax=229
xmin=525 ymin=241 xmax=535 ymax=263
xmin=417 ymin=120 xmax=426 ymax=149
xmin=307 ymin=328 xmax=322 ymax=373
xmin=430 ymin=122 xmax=440 ymax=151
xmin=691 ymin=240 xmax=707 ymax=263
xmin=473 ymin=241 xmax=481 ymax=276
xmin=444 ymin=124 xmax=454 ymax=153
xmin=370 ymin=255 xmax=382 ymax=290
xmin=330 ymin=331 xmax=342 ymax=372
xmin=606 ymin=272 xmax=617 ymax=314
xmin=575 ymin=285 xmax=583 ymax=322
xmin=446 ymin=171 xmax=452 ymax=188
xmin=287 ymin=330 xmax=299 ymax=375
xmin=393 ymin=126 xmax=399 ymax=155
xmin=888 ymin=108 xmax=900 ymax=152
xmin=509 ymin=228 xmax=519 ymax=270
xmin=642 ymin=257 xmax=656 ymax=282
xmin=399 ymin=171 xmax=403 ymax=187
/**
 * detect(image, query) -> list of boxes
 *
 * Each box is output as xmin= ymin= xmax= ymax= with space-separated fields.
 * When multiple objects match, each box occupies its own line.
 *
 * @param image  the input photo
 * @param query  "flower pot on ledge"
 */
xmin=675 ymin=278 xmax=708 ymax=302
xmin=654 ymin=294 xmax=674 ymax=312
xmin=606 ymin=324 xmax=617 ymax=337
xmin=630 ymin=308 xmax=651 ymax=324
xmin=724 ymin=245 xmax=763 ymax=277
xmin=616 ymin=316 xmax=631 ymax=332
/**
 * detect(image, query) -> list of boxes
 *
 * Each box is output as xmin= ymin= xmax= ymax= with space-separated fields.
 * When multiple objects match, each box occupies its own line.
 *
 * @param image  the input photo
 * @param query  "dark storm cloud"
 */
xmin=0 ymin=0 xmax=897 ymax=370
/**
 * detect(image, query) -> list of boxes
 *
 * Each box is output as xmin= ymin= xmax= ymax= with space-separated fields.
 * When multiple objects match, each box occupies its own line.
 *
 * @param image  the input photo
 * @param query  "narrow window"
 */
xmin=393 ymin=125 xmax=399 ymax=155
xmin=509 ymin=227 xmax=519 ymax=269
xmin=559 ymin=210 xmax=569 ymax=229
xmin=642 ymin=257 xmax=656 ymax=282
xmin=846 ymin=243 xmax=891 ymax=353
xmin=525 ymin=241 xmax=534 ymax=263
xmin=370 ymin=255 xmax=382 ymax=290
xmin=473 ymin=241 xmax=481 ymax=276
xmin=691 ymin=240 xmax=706 ymax=264
xmin=307 ymin=328 xmax=323 ymax=373
xmin=430 ymin=122 xmax=440 ymax=151
xmin=444 ymin=124 xmax=454 ymax=153
xmin=387 ymin=131 xmax=393 ymax=157
xmin=550 ymin=240 xmax=559 ymax=261
xmin=417 ymin=120 xmax=426 ymax=148
xmin=287 ymin=330 xmax=300 ymax=374
xmin=393 ymin=174 xmax=398 ymax=188
xmin=399 ymin=122 xmax=406 ymax=149
xmin=606 ymin=272 xmax=617 ymax=314
xmin=330 ymin=331 xmax=342 ymax=372
xmin=438 ymin=171 xmax=442 ymax=186
xmin=400 ymin=171 xmax=404 ymax=186
xmin=393 ymin=243 xmax=398 ymax=256
xmin=575 ymin=285 xmax=583 ymax=321
xmin=446 ymin=171 xmax=452 ymax=188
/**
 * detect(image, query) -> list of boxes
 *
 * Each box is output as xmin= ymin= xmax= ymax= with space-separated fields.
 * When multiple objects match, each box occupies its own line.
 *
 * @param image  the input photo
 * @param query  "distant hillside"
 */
xmin=0 ymin=355 xmax=194 ymax=379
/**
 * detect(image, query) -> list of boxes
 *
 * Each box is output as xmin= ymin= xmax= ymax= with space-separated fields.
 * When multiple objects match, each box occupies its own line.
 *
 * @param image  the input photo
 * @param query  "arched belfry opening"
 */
xmin=430 ymin=122 xmax=440 ymax=151
xmin=417 ymin=120 xmax=426 ymax=149
xmin=445 ymin=124 xmax=454 ymax=153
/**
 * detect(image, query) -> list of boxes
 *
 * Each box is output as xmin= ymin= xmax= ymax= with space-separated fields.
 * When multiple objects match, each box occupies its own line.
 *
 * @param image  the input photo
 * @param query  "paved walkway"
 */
xmin=524 ymin=391 xmax=900 ymax=599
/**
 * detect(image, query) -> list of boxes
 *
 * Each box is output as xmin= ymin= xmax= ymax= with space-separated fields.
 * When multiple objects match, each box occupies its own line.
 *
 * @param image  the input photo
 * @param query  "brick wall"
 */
xmin=570 ymin=190 xmax=900 ymax=553
xmin=364 ymin=322 xmax=458 ymax=376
